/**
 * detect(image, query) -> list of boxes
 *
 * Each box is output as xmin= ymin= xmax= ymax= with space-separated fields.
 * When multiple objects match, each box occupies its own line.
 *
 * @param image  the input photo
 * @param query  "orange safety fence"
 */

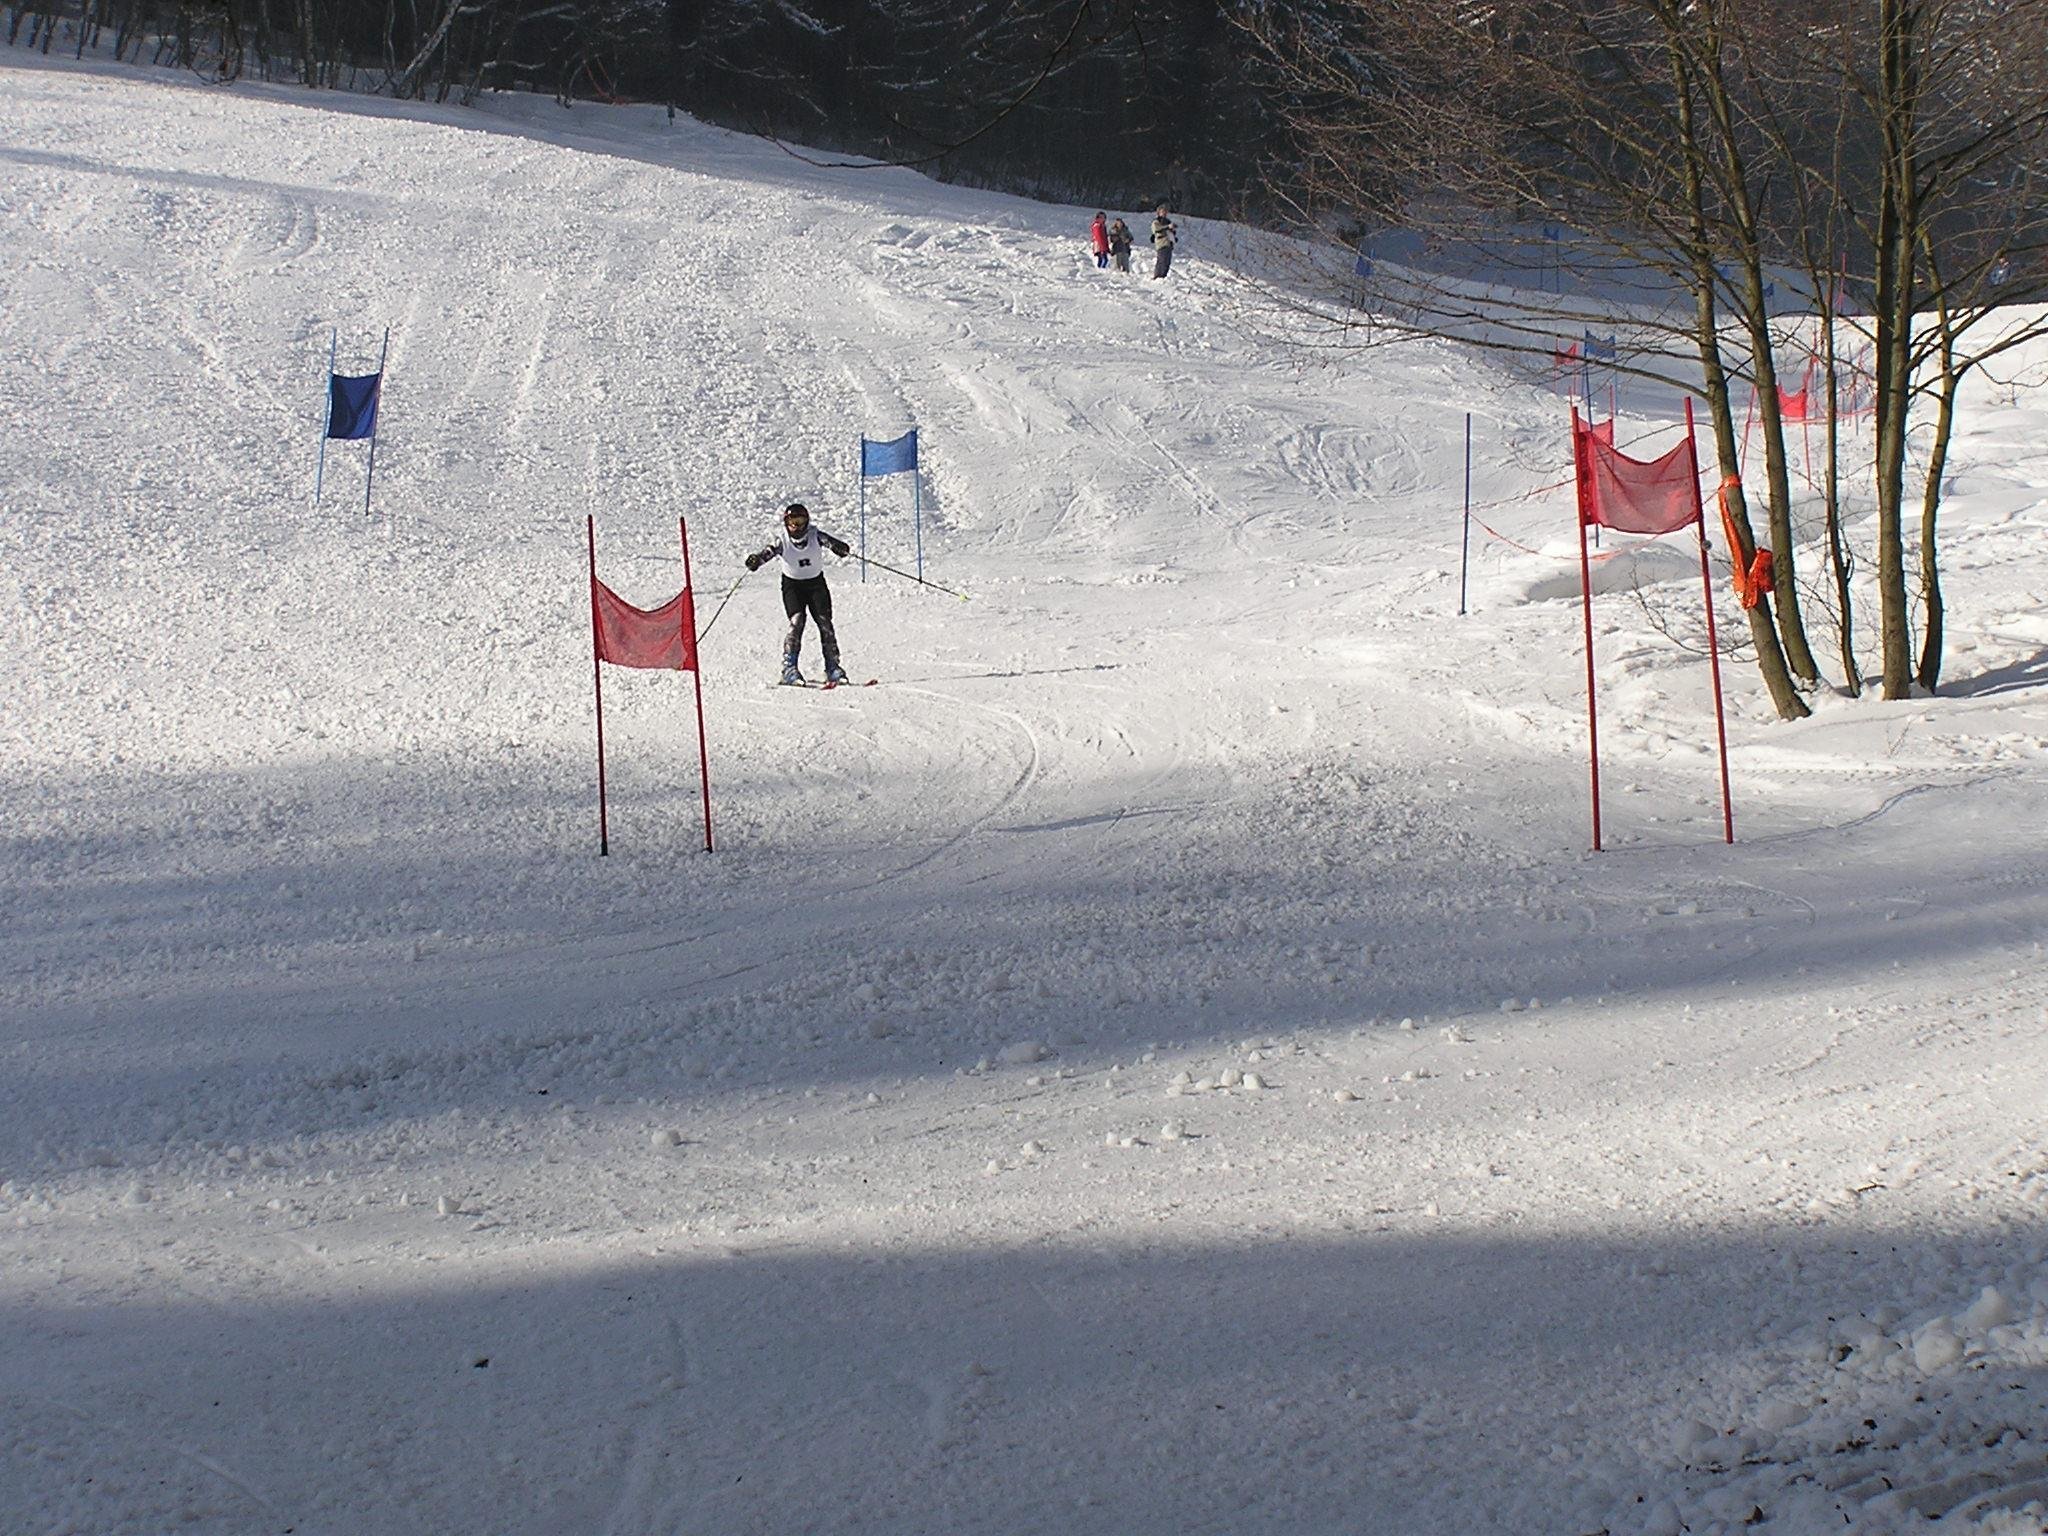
xmin=1715 ymin=475 xmax=1775 ymax=609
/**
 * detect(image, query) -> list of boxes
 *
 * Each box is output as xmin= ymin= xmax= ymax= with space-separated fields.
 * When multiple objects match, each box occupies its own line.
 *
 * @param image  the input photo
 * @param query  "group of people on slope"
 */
xmin=1090 ymin=206 xmax=1178 ymax=279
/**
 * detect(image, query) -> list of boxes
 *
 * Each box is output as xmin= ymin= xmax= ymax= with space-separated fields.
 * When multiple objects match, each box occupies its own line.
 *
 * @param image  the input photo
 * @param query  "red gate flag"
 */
xmin=1571 ymin=402 xmax=1733 ymax=852
xmin=593 ymin=581 xmax=697 ymax=670
xmin=586 ymin=515 xmax=714 ymax=857
xmin=1574 ymin=416 xmax=1700 ymax=535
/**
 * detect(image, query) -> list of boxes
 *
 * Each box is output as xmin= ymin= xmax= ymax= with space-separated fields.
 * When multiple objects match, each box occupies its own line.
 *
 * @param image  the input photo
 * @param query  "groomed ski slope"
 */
xmin=3 ymin=53 xmax=2048 ymax=1536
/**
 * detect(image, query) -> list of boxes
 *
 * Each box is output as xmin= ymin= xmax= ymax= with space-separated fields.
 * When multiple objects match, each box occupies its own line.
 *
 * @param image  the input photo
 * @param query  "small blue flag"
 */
xmin=1541 ymin=224 xmax=1562 ymax=242
xmin=861 ymin=430 xmax=918 ymax=478
xmin=327 ymin=373 xmax=381 ymax=440
xmin=1353 ymin=251 xmax=1373 ymax=278
xmin=1583 ymin=331 xmax=1618 ymax=362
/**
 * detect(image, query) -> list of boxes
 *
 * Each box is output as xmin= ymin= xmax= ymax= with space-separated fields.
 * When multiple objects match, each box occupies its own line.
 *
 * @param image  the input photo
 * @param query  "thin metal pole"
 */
xmin=1572 ymin=406 xmax=1603 ymax=852
xmin=588 ymin=515 xmax=610 ymax=857
xmin=681 ymin=517 xmax=713 ymax=853
xmin=913 ymin=436 xmax=923 ymax=583
xmin=315 ymin=328 xmax=335 ymax=504
xmin=848 ymin=551 xmax=968 ymax=600
xmin=362 ymin=328 xmax=388 ymax=518
xmin=1688 ymin=399 xmax=1735 ymax=844
xmin=696 ymin=568 xmax=748 ymax=644
xmin=857 ymin=440 xmax=868 ymax=584
xmin=1458 ymin=411 xmax=1472 ymax=616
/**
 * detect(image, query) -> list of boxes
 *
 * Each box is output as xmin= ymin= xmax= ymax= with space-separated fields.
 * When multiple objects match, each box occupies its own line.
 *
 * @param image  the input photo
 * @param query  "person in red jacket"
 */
xmin=1090 ymin=211 xmax=1110 ymax=270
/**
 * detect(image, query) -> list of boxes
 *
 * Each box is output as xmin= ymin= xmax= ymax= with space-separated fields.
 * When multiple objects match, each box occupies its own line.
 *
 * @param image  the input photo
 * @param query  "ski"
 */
xmin=821 ymin=678 xmax=879 ymax=690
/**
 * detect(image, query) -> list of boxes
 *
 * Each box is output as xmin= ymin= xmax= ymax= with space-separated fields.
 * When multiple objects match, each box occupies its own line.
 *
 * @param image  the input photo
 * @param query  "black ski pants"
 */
xmin=782 ymin=575 xmax=841 ymax=672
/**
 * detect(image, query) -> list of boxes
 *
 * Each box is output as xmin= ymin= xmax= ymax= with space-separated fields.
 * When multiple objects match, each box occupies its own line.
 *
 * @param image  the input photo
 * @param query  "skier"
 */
xmin=1108 ymin=217 xmax=1133 ymax=273
xmin=1151 ymin=205 xmax=1178 ymax=279
xmin=1090 ymin=211 xmax=1110 ymax=270
xmin=744 ymin=502 xmax=852 ymax=685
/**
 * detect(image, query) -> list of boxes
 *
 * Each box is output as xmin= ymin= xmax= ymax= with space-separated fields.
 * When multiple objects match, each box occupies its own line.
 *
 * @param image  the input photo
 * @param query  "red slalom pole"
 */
xmin=1687 ymin=400 xmax=1735 ymax=844
xmin=1572 ymin=406 xmax=1603 ymax=852
xmin=588 ymin=515 xmax=610 ymax=857
xmin=679 ymin=516 xmax=714 ymax=853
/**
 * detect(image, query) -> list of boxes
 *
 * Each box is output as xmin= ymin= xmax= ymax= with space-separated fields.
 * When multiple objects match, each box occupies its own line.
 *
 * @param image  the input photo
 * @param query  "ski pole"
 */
xmin=696 ymin=567 xmax=750 ymax=644
xmin=847 ymin=552 xmax=969 ymax=601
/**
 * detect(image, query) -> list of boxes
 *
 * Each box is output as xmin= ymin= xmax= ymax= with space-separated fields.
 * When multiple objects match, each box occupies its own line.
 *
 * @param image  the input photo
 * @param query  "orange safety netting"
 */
xmin=1715 ymin=475 xmax=1775 ymax=610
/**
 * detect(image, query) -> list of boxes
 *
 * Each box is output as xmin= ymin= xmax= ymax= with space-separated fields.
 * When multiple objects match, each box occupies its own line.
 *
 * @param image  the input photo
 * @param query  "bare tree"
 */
xmin=1237 ymin=0 xmax=2048 ymax=712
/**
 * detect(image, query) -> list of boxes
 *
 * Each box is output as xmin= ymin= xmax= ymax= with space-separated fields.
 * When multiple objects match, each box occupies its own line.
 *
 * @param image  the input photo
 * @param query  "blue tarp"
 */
xmin=861 ymin=430 xmax=917 ymax=478
xmin=327 ymin=372 xmax=382 ymax=440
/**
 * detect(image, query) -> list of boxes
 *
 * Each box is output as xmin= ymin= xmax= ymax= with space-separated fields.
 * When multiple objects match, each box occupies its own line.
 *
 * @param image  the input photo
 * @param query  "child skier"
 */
xmin=745 ymin=503 xmax=853 ymax=685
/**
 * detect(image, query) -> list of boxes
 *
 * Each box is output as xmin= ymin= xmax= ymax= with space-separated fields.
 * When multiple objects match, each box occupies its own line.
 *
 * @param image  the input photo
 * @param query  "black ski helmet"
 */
xmin=783 ymin=502 xmax=810 ymax=528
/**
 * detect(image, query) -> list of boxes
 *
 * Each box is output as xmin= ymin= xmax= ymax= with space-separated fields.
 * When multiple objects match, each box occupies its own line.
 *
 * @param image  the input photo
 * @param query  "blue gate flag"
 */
xmin=861 ymin=430 xmax=918 ymax=478
xmin=1583 ymin=331 xmax=1618 ymax=362
xmin=327 ymin=373 xmax=382 ymax=440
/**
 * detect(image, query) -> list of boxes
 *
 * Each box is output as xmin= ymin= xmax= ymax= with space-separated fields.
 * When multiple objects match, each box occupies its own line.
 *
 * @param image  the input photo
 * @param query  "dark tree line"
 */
xmin=6 ymin=0 xmax=1295 ymax=212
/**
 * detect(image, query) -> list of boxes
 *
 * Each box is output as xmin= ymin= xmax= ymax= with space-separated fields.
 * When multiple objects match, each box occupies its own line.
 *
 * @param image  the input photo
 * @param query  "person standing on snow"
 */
xmin=1108 ymin=218 xmax=1134 ymax=273
xmin=1090 ymin=211 xmax=1110 ymax=270
xmin=1150 ymin=206 xmax=1178 ymax=279
xmin=744 ymin=502 xmax=852 ymax=685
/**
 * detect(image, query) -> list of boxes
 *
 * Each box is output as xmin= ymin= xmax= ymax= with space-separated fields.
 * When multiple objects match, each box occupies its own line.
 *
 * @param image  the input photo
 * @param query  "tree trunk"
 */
xmin=1872 ymin=0 xmax=1920 ymax=698
xmin=1671 ymin=25 xmax=1809 ymax=720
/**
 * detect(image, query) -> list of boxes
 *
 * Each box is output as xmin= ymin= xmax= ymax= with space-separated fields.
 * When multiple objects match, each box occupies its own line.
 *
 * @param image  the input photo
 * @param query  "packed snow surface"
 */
xmin=4 ymin=53 xmax=2048 ymax=1536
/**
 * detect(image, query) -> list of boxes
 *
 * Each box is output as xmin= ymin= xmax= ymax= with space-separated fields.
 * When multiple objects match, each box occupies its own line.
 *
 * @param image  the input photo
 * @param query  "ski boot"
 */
xmin=824 ymin=666 xmax=849 ymax=687
xmin=780 ymin=653 xmax=805 ymax=687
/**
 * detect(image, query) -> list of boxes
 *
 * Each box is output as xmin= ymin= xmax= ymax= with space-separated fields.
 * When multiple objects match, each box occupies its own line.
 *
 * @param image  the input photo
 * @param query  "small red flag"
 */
xmin=592 ymin=579 xmax=697 ymax=670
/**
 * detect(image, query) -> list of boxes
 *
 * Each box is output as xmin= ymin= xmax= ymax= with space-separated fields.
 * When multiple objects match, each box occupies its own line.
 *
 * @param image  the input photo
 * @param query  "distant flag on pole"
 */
xmin=861 ymin=429 xmax=918 ymax=478
xmin=316 ymin=327 xmax=389 ymax=516
xmin=326 ymin=373 xmax=381 ymax=440
xmin=857 ymin=428 xmax=924 ymax=582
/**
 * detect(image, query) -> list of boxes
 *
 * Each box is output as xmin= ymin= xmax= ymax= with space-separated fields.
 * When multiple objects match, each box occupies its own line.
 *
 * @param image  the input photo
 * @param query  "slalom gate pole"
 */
xmin=362 ymin=327 xmax=389 ymax=519
xmin=695 ymin=568 xmax=748 ymax=644
xmin=1458 ymin=411 xmax=1472 ymax=616
xmin=315 ymin=328 xmax=336 ymax=504
xmin=1571 ymin=406 xmax=1603 ymax=853
xmin=587 ymin=516 xmax=610 ymax=857
xmin=850 ymin=551 xmax=968 ymax=601
xmin=1687 ymin=399 xmax=1735 ymax=845
xmin=858 ymin=442 xmax=868 ymax=585
xmin=680 ymin=517 xmax=713 ymax=853
xmin=914 ymin=464 xmax=924 ymax=583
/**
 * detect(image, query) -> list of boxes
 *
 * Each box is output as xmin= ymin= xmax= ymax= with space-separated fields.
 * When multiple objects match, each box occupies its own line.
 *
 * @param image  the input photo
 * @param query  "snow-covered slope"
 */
xmin=3 ymin=53 xmax=2046 ymax=1536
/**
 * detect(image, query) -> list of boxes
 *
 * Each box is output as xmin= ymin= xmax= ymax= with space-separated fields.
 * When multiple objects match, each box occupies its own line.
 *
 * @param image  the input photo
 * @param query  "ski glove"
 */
xmin=745 ymin=552 xmax=765 ymax=572
xmin=827 ymin=538 xmax=851 ymax=559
